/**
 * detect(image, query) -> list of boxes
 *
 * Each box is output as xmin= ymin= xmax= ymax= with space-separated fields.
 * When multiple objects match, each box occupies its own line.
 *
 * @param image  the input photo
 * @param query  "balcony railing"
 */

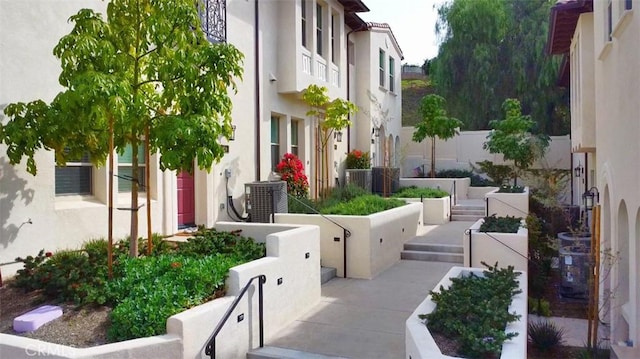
xmin=302 ymin=53 xmax=312 ymax=75
xmin=316 ymin=60 xmax=327 ymax=82
xmin=201 ymin=0 xmax=227 ymax=43
xmin=331 ymin=66 xmax=339 ymax=87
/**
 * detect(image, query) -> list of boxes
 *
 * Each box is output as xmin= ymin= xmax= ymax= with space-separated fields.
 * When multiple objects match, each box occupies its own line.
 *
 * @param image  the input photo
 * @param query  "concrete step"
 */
xmin=451 ymin=214 xmax=484 ymax=221
xmin=452 ymin=205 xmax=485 ymax=211
xmin=320 ymin=266 xmax=336 ymax=284
xmin=247 ymin=346 xmax=348 ymax=359
xmin=451 ymin=209 xmax=485 ymax=215
xmin=401 ymin=250 xmax=464 ymax=264
xmin=404 ymin=243 xmax=463 ymax=254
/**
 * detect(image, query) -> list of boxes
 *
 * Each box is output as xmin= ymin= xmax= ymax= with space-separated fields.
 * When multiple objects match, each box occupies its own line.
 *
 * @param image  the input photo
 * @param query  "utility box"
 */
xmin=245 ymin=181 xmax=288 ymax=223
xmin=558 ymin=232 xmax=592 ymax=300
xmin=372 ymin=167 xmax=399 ymax=196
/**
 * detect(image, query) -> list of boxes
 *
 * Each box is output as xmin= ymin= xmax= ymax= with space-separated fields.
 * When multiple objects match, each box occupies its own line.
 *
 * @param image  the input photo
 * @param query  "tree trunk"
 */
xmin=129 ymin=139 xmax=139 ymax=257
xmin=430 ymin=136 xmax=436 ymax=178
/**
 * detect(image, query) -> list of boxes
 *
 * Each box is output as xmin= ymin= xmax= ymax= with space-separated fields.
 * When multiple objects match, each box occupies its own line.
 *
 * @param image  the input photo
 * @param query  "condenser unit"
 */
xmin=245 ymin=181 xmax=288 ymax=223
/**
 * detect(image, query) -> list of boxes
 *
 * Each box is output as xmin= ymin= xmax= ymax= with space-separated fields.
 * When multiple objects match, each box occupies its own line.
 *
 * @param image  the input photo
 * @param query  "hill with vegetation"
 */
xmin=401 ymin=77 xmax=435 ymax=127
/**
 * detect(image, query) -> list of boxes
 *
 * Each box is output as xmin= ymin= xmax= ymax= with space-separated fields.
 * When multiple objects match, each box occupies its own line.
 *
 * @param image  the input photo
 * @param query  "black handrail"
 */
xmin=485 ymin=195 xmax=529 ymax=217
xmin=204 ymin=274 xmax=266 ymax=359
xmin=286 ymin=194 xmax=352 ymax=278
xmin=450 ymin=181 xmax=456 ymax=222
xmin=466 ymin=227 xmax=530 ymax=267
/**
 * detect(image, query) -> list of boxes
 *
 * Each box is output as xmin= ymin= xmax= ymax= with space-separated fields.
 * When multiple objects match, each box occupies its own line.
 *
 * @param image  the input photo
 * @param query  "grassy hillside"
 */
xmin=401 ymin=77 xmax=435 ymax=127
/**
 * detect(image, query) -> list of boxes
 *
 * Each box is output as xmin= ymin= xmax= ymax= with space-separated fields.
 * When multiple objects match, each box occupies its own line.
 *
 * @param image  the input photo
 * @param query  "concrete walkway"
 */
xmin=268 ymin=260 xmax=455 ymax=359
xmin=413 ymin=220 xmax=475 ymax=244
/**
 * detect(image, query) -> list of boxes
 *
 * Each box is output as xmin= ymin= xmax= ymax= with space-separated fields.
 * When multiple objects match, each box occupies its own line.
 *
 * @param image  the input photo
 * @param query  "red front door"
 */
xmin=177 ymin=171 xmax=195 ymax=227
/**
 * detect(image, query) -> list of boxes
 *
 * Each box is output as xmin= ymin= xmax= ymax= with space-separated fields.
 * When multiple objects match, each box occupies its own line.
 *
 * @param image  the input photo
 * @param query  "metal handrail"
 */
xmin=286 ymin=194 xmax=352 ymax=278
xmin=485 ymin=195 xmax=529 ymax=217
xmin=450 ymin=181 xmax=456 ymax=221
xmin=204 ymin=274 xmax=266 ymax=359
xmin=466 ymin=228 xmax=531 ymax=266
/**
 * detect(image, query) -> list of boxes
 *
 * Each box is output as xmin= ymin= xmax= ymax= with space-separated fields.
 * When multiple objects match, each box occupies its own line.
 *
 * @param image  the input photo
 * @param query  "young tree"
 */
xmin=302 ymin=84 xmax=357 ymax=198
xmin=483 ymin=98 xmax=549 ymax=186
xmin=1 ymin=0 xmax=243 ymax=257
xmin=412 ymin=94 xmax=462 ymax=177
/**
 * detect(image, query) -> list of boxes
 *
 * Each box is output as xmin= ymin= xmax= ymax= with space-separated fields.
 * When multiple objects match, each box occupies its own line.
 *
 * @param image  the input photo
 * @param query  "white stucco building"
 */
xmin=0 ymin=0 xmax=403 ymax=278
xmin=548 ymin=0 xmax=640 ymax=357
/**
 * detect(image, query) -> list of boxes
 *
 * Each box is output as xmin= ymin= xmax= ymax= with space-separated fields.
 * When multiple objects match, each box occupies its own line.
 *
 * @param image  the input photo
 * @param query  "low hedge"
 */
xmin=320 ymin=195 xmax=405 ymax=215
xmin=392 ymin=186 xmax=449 ymax=199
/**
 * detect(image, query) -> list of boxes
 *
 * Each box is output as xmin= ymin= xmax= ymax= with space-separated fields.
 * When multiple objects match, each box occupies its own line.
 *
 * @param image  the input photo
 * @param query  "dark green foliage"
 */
xmin=472 ymin=160 xmax=513 ymax=186
xmin=574 ymin=346 xmax=611 ymax=359
xmin=392 ymin=186 xmax=449 ymax=199
xmin=421 ymin=263 xmax=522 ymax=358
xmin=320 ymin=195 xmax=405 ymax=216
xmin=497 ymin=185 xmax=525 ymax=193
xmin=107 ymin=254 xmax=239 ymax=341
xmin=435 ymin=169 xmax=472 ymax=178
xmin=528 ymin=320 xmax=565 ymax=352
xmin=479 ymin=214 xmax=522 ymax=233
xmin=528 ymin=297 xmax=552 ymax=317
xmin=431 ymin=0 xmax=569 ymax=135
xmin=527 ymin=214 xmax=556 ymax=298
xmin=177 ymin=229 xmax=265 ymax=262
xmin=287 ymin=183 xmax=371 ymax=214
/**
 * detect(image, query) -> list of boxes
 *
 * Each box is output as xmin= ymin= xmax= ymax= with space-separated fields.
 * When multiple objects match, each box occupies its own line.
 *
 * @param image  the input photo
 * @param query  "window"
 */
xmin=379 ymin=49 xmax=386 ymax=87
xmin=200 ymin=0 xmax=227 ymax=43
xmin=271 ymin=117 xmax=281 ymax=171
xmin=55 ymin=152 xmax=92 ymax=195
xmin=316 ymin=3 xmax=323 ymax=56
xmin=389 ymin=56 xmax=395 ymax=92
xmin=291 ymin=120 xmax=299 ymax=157
xmin=118 ymin=144 xmax=146 ymax=192
xmin=301 ymin=0 xmax=307 ymax=48
xmin=331 ymin=13 xmax=337 ymax=64
xmin=625 ymin=0 xmax=633 ymax=10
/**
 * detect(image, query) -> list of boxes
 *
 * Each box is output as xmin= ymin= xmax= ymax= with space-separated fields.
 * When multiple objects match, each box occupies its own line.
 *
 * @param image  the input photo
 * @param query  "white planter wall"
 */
xmin=402 ymin=197 xmax=450 ymax=225
xmin=0 ymin=224 xmax=321 ymax=359
xmin=467 ymin=186 xmax=499 ymax=200
xmin=463 ymin=219 xmax=528 ymax=272
xmin=485 ymin=187 xmax=530 ymax=218
xmin=275 ymin=202 xmax=421 ymax=279
xmin=405 ymin=266 xmax=528 ymax=359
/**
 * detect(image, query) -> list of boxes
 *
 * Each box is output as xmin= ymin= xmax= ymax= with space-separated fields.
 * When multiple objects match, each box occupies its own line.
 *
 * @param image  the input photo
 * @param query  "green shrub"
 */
xmin=435 ymin=169 xmax=472 ymax=178
xmin=497 ymin=185 xmax=525 ymax=193
xmin=392 ymin=186 xmax=449 ymax=199
xmin=288 ymin=195 xmax=319 ymax=214
xmin=472 ymin=160 xmax=513 ymax=186
xmin=528 ymin=320 xmax=565 ymax=352
xmin=107 ymin=254 xmax=239 ymax=341
xmin=421 ymin=263 xmax=522 ymax=358
xmin=528 ymin=297 xmax=552 ymax=316
xmin=320 ymin=195 xmax=405 ymax=215
xmin=479 ymin=214 xmax=522 ymax=233
xmin=177 ymin=228 xmax=265 ymax=262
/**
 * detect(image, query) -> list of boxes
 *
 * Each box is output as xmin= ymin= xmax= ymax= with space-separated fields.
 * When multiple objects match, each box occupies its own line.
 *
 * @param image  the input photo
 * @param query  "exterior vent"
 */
xmin=245 ymin=181 xmax=288 ymax=223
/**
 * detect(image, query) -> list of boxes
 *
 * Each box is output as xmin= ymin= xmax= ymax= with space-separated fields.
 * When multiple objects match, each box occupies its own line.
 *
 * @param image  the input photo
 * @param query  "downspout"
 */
xmin=254 ymin=0 xmax=261 ymax=181
xmin=346 ymin=24 xmax=368 ymax=152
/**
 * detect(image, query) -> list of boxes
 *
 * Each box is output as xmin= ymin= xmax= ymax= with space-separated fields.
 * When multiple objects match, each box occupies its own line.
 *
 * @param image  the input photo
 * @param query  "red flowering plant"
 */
xmin=276 ymin=153 xmax=309 ymax=198
xmin=345 ymin=150 xmax=371 ymax=169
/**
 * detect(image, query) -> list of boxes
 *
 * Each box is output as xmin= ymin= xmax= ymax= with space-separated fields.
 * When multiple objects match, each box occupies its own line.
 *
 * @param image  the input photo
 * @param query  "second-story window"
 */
xmin=331 ymin=13 xmax=337 ymax=64
xmin=201 ymin=0 xmax=227 ymax=43
xmin=389 ymin=56 xmax=395 ymax=92
xmin=316 ymin=3 xmax=324 ymax=56
xmin=625 ymin=0 xmax=633 ymax=10
xmin=301 ymin=0 xmax=308 ymax=48
xmin=379 ymin=49 xmax=386 ymax=87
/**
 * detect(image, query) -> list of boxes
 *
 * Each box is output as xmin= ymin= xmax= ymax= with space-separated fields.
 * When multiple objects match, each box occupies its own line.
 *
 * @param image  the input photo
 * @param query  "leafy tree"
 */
xmin=483 ymin=99 xmax=549 ymax=186
xmin=302 ymin=84 xmax=357 ymax=198
xmin=412 ymin=94 xmax=462 ymax=177
xmin=431 ymin=0 xmax=568 ymax=134
xmin=1 ymin=0 xmax=243 ymax=256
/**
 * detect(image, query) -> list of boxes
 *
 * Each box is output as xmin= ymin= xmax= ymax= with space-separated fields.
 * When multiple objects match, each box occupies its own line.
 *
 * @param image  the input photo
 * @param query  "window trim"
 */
xmin=379 ymin=49 xmax=386 ymax=88
xmin=389 ymin=56 xmax=395 ymax=93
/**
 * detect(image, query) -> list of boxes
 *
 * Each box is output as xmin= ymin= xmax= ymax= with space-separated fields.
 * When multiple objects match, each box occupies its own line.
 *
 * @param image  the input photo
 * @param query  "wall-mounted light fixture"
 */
xmin=582 ymin=186 xmax=599 ymax=211
xmin=334 ymin=130 xmax=343 ymax=143
xmin=229 ymin=125 xmax=236 ymax=141
xmin=371 ymin=127 xmax=380 ymax=138
xmin=574 ymin=162 xmax=583 ymax=178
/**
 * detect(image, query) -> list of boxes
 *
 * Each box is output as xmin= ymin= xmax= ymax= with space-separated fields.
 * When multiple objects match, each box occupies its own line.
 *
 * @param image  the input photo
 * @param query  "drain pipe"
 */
xmin=253 ymin=0 xmax=261 ymax=181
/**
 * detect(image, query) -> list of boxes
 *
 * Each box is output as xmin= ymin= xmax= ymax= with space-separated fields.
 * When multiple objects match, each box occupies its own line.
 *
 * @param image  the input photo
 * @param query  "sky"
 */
xmin=358 ymin=0 xmax=442 ymax=66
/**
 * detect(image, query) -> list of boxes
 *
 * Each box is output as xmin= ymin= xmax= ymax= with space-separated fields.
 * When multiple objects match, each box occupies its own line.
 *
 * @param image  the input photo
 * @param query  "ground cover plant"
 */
xmin=287 ymin=183 xmax=371 ymax=214
xmin=392 ymin=186 xmax=449 ymax=199
xmin=479 ymin=214 xmax=522 ymax=233
xmin=497 ymin=184 xmax=525 ymax=193
xmin=420 ymin=263 xmax=522 ymax=358
xmin=9 ymin=229 xmax=265 ymax=342
xmin=320 ymin=195 xmax=405 ymax=216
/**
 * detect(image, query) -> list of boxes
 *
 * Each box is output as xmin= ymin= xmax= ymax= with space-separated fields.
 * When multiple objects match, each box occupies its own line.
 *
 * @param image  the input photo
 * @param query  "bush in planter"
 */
xmin=320 ymin=194 xmax=405 ymax=216
xmin=497 ymin=184 xmax=525 ymax=193
xmin=276 ymin=153 xmax=309 ymax=198
xmin=345 ymin=149 xmax=371 ymax=169
xmin=471 ymin=160 xmax=512 ymax=187
xmin=392 ymin=186 xmax=449 ymax=199
xmin=479 ymin=214 xmax=522 ymax=233
xmin=420 ymin=263 xmax=522 ymax=358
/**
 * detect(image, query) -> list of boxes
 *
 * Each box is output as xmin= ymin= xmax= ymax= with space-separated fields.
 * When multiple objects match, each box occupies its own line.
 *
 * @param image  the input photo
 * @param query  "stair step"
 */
xmin=451 ymin=210 xmax=485 ymax=215
xmin=404 ymin=243 xmax=463 ymax=254
xmin=451 ymin=214 xmax=484 ymax=221
xmin=401 ymin=250 xmax=464 ymax=264
xmin=452 ymin=205 xmax=485 ymax=211
xmin=320 ymin=266 xmax=336 ymax=284
xmin=248 ymin=346 xmax=348 ymax=359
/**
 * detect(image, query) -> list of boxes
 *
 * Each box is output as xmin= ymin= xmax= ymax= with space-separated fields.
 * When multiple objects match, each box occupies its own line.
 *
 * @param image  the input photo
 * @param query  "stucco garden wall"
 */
xmin=275 ymin=202 xmax=421 ymax=279
xmin=485 ymin=187 xmax=530 ymax=218
xmin=399 ymin=178 xmax=470 ymax=202
xmin=402 ymin=197 xmax=450 ymax=225
xmin=463 ymin=219 xmax=528 ymax=272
